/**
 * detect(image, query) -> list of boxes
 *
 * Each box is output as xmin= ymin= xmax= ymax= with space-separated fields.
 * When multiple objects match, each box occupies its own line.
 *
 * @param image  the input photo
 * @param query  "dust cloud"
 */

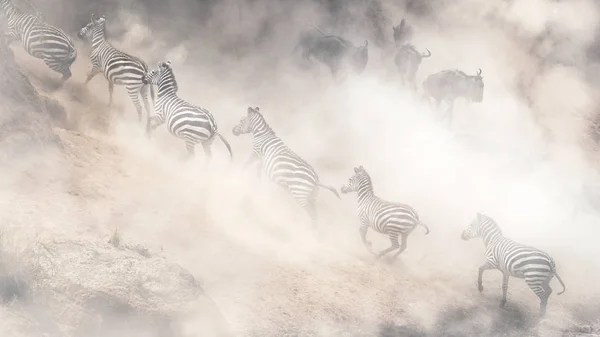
xmin=2 ymin=0 xmax=600 ymax=336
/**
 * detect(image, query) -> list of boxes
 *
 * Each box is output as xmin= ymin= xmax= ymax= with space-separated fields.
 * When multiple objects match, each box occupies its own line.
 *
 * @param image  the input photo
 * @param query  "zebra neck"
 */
xmin=91 ymin=29 xmax=110 ymax=49
xmin=481 ymin=229 xmax=502 ymax=247
xmin=157 ymin=85 xmax=176 ymax=97
xmin=357 ymin=185 xmax=375 ymax=203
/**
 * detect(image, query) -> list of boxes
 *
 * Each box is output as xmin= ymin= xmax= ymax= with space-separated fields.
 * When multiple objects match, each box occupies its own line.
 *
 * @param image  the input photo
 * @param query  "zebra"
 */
xmin=461 ymin=212 xmax=566 ymax=316
xmin=340 ymin=166 xmax=429 ymax=260
xmin=394 ymin=44 xmax=431 ymax=90
xmin=0 ymin=0 xmax=77 ymax=87
xmin=422 ymin=68 xmax=484 ymax=123
xmin=142 ymin=60 xmax=233 ymax=162
xmin=78 ymin=14 xmax=154 ymax=123
xmin=232 ymin=106 xmax=340 ymax=228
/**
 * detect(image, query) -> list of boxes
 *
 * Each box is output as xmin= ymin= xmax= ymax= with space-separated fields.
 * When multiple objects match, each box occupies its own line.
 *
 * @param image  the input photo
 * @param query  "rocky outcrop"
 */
xmin=0 ymin=233 xmax=232 ymax=337
xmin=0 ymin=32 xmax=67 ymax=161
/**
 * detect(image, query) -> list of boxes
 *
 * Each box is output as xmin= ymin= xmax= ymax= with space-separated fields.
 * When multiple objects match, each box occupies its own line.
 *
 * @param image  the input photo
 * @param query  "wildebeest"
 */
xmin=393 ymin=19 xmax=414 ymax=47
xmin=422 ymin=68 xmax=484 ymax=122
xmin=293 ymin=26 xmax=369 ymax=80
xmin=394 ymin=44 xmax=431 ymax=90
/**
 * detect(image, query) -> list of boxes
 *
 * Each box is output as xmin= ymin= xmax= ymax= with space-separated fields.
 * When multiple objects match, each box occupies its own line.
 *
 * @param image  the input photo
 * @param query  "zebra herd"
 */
xmin=0 ymin=0 xmax=566 ymax=317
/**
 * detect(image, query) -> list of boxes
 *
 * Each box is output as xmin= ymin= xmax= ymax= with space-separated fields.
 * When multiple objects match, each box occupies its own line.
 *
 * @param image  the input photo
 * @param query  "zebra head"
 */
xmin=341 ymin=165 xmax=368 ymax=194
xmin=78 ymin=14 xmax=105 ymax=40
xmin=143 ymin=61 xmax=175 ymax=89
xmin=462 ymin=212 xmax=490 ymax=240
xmin=232 ymin=107 xmax=260 ymax=136
xmin=464 ymin=68 xmax=484 ymax=103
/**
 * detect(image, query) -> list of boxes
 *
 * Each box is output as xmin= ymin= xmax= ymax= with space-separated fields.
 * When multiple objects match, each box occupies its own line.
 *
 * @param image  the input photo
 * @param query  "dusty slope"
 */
xmin=3 ymin=1 xmax=600 ymax=337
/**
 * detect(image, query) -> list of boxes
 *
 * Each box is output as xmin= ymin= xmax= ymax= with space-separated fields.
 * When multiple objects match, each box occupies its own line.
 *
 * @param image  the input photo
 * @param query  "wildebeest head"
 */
xmin=350 ymin=40 xmax=369 ymax=74
xmin=465 ymin=68 xmax=484 ymax=103
xmin=393 ymin=19 xmax=413 ymax=47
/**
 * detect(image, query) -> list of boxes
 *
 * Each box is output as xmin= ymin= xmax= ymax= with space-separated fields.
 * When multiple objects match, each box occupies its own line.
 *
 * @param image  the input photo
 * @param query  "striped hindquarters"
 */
xmin=263 ymin=142 xmax=319 ymax=199
xmin=495 ymin=240 xmax=555 ymax=281
xmin=18 ymin=17 xmax=76 ymax=65
xmin=162 ymin=97 xmax=217 ymax=144
xmin=364 ymin=200 xmax=420 ymax=234
xmin=96 ymin=47 xmax=148 ymax=88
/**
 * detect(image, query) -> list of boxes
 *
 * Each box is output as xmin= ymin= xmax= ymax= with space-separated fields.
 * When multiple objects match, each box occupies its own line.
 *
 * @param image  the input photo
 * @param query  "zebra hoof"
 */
xmin=478 ymin=285 xmax=484 ymax=292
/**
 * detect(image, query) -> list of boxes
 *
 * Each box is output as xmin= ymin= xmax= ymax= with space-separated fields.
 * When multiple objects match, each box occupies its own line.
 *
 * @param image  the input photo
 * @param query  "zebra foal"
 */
xmin=142 ymin=61 xmax=232 ymax=162
xmin=0 ymin=0 xmax=76 ymax=86
xmin=462 ymin=213 xmax=566 ymax=316
xmin=78 ymin=14 xmax=154 ymax=123
xmin=341 ymin=166 xmax=429 ymax=259
xmin=232 ymin=106 xmax=340 ymax=228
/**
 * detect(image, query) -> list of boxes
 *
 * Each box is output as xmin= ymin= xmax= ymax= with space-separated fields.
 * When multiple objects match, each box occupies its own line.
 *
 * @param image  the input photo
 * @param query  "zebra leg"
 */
xmin=85 ymin=67 xmax=101 ymax=85
xmin=359 ymin=222 xmax=373 ymax=253
xmin=501 ymin=272 xmax=510 ymax=307
xmin=305 ymin=199 xmax=318 ymax=229
xmin=201 ymin=141 xmax=213 ymax=164
xmin=108 ymin=82 xmax=115 ymax=107
xmin=392 ymin=234 xmax=409 ymax=259
xmin=528 ymin=279 xmax=552 ymax=316
xmin=375 ymin=233 xmax=400 ymax=260
xmin=146 ymin=114 xmax=164 ymax=139
xmin=477 ymin=262 xmax=495 ymax=293
xmin=140 ymin=85 xmax=152 ymax=124
xmin=127 ymin=87 xmax=144 ymax=122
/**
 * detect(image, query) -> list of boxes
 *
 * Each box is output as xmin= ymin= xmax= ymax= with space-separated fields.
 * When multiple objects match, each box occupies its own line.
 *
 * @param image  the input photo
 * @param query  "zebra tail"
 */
xmin=318 ymin=183 xmax=341 ymax=199
xmin=554 ymin=272 xmax=566 ymax=295
xmin=417 ymin=220 xmax=430 ymax=235
xmin=216 ymin=132 xmax=233 ymax=161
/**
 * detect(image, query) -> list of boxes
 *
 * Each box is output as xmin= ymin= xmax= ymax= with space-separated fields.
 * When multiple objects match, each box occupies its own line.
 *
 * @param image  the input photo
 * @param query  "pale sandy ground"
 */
xmin=4 ymin=1 xmax=600 ymax=335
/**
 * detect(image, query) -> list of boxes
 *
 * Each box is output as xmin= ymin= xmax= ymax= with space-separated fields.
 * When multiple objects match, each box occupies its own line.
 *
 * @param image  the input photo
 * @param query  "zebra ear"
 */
xmin=165 ymin=60 xmax=172 ymax=67
xmin=255 ymin=106 xmax=260 ymax=112
xmin=91 ymin=14 xmax=96 ymax=21
xmin=353 ymin=167 xmax=359 ymax=173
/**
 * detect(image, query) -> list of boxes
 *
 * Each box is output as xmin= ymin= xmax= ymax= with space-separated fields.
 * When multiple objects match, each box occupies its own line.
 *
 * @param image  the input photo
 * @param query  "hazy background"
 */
xmin=2 ymin=0 xmax=600 ymax=335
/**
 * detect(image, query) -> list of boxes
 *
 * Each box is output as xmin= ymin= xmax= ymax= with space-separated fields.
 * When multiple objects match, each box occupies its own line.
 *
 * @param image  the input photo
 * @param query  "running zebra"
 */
xmin=142 ymin=61 xmax=233 ymax=161
xmin=461 ymin=213 xmax=566 ymax=316
xmin=0 ymin=0 xmax=76 ymax=86
xmin=78 ymin=14 xmax=154 ymax=123
xmin=232 ymin=106 xmax=340 ymax=228
xmin=341 ymin=166 xmax=429 ymax=259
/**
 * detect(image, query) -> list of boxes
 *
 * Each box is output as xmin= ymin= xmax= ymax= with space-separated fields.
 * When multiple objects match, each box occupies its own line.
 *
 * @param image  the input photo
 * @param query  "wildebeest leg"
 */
xmin=445 ymin=99 xmax=455 ymax=124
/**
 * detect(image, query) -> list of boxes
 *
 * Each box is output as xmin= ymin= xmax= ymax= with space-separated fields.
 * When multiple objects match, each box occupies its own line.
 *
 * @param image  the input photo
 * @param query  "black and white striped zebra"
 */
xmin=78 ymin=14 xmax=154 ymax=123
xmin=0 ymin=0 xmax=76 ymax=86
xmin=232 ymin=106 xmax=340 ymax=228
xmin=461 ymin=212 xmax=566 ymax=316
xmin=340 ymin=165 xmax=429 ymax=259
xmin=142 ymin=61 xmax=233 ymax=162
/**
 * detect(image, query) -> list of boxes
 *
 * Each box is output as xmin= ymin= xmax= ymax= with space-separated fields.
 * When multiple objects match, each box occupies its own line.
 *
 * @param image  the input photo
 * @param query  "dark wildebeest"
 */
xmin=394 ymin=44 xmax=431 ymax=90
xmin=293 ymin=26 xmax=369 ymax=80
xmin=422 ymin=68 xmax=484 ymax=123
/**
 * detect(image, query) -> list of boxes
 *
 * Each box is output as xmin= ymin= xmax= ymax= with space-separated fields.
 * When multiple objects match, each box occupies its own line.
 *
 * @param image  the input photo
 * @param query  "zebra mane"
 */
xmin=477 ymin=212 xmax=502 ymax=234
xmin=160 ymin=62 xmax=178 ymax=93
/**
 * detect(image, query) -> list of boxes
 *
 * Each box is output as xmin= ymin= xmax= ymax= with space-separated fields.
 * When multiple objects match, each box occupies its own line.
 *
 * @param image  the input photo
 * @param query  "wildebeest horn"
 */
xmin=476 ymin=68 xmax=482 ymax=76
xmin=421 ymin=48 xmax=431 ymax=58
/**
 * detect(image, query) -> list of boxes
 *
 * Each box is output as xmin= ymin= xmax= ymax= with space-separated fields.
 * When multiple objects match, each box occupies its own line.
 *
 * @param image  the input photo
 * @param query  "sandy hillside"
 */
xmin=3 ymin=0 xmax=600 ymax=336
